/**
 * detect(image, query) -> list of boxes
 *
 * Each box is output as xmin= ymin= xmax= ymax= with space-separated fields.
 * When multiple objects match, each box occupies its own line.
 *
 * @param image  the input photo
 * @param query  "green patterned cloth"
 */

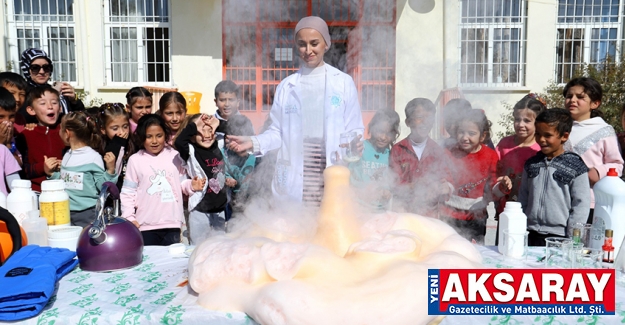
xmin=440 ymin=245 xmax=625 ymax=325
xmin=15 ymin=246 xmax=255 ymax=325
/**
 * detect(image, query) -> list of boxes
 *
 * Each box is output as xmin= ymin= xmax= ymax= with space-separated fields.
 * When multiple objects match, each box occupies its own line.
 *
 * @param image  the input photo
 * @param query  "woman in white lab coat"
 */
xmin=228 ymin=16 xmax=364 ymax=205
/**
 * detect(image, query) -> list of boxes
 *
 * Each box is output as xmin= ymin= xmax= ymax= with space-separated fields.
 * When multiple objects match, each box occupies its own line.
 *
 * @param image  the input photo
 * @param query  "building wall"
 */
xmin=0 ymin=0 xmax=566 ymax=139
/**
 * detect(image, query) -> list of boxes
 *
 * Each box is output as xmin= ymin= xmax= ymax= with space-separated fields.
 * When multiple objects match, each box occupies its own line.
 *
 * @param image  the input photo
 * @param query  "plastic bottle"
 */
xmin=21 ymin=210 xmax=48 ymax=246
xmin=590 ymin=168 xmax=625 ymax=257
xmin=603 ymin=229 xmax=615 ymax=263
xmin=0 ymin=191 xmax=6 ymax=209
xmin=498 ymin=201 xmax=527 ymax=256
xmin=7 ymin=179 xmax=36 ymax=225
xmin=39 ymin=180 xmax=70 ymax=227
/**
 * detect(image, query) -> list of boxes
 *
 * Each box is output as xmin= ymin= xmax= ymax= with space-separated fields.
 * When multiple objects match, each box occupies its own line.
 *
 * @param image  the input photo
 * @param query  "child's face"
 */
xmin=456 ymin=121 xmax=485 ymax=153
xmin=162 ymin=103 xmax=186 ymax=133
xmin=0 ymin=108 xmax=16 ymax=124
xmin=127 ymin=97 xmax=152 ymax=123
xmin=26 ymin=91 xmax=60 ymax=127
xmin=535 ymin=121 xmax=569 ymax=159
xmin=192 ymin=117 xmax=218 ymax=149
xmin=406 ymin=106 xmax=434 ymax=142
xmin=214 ymin=92 xmax=239 ymax=120
xmin=564 ymin=85 xmax=600 ymax=121
xmin=144 ymin=125 xmax=166 ymax=155
xmin=102 ymin=115 xmax=130 ymax=139
xmin=513 ymin=108 xmax=537 ymax=140
xmin=3 ymin=84 xmax=25 ymax=109
xmin=369 ymin=121 xmax=394 ymax=150
xmin=295 ymin=28 xmax=327 ymax=69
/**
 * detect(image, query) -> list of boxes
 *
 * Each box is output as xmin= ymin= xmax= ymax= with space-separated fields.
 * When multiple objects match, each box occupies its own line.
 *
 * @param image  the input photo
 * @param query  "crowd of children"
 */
xmin=3 ymin=47 xmax=624 ymax=247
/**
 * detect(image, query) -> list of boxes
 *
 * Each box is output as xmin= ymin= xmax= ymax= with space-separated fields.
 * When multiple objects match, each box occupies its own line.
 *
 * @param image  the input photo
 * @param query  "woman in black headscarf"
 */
xmin=19 ymin=48 xmax=84 ymax=121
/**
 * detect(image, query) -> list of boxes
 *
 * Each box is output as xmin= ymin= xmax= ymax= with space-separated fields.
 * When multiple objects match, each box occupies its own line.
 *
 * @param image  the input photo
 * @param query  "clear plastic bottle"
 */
xmin=7 ymin=179 xmax=36 ymax=225
xmin=21 ymin=210 xmax=48 ymax=246
xmin=498 ymin=201 xmax=527 ymax=256
xmin=39 ymin=180 xmax=70 ymax=227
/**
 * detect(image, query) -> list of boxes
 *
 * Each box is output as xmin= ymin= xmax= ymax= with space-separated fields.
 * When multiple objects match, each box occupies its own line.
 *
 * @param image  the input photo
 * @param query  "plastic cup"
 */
xmin=545 ymin=237 xmax=573 ymax=268
xmin=502 ymin=230 xmax=528 ymax=260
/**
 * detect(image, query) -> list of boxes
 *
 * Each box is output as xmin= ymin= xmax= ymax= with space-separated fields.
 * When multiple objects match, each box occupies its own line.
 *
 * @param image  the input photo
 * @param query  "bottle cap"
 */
xmin=11 ymin=179 xmax=32 ymax=189
xmin=41 ymin=179 xmax=65 ymax=191
xmin=606 ymin=229 xmax=614 ymax=238
xmin=573 ymin=228 xmax=581 ymax=237
xmin=607 ymin=168 xmax=619 ymax=177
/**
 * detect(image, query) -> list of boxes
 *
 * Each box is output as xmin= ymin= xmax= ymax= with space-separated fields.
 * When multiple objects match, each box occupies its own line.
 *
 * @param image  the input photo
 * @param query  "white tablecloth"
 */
xmin=14 ymin=246 xmax=254 ymax=325
xmin=440 ymin=245 xmax=625 ymax=325
xmin=13 ymin=245 xmax=625 ymax=324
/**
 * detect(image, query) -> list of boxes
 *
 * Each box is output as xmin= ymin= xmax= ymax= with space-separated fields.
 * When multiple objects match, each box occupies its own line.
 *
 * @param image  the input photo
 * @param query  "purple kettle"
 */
xmin=76 ymin=182 xmax=143 ymax=271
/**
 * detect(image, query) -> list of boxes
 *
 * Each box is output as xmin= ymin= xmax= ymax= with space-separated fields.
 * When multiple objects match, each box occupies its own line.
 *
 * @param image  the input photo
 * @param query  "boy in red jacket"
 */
xmin=389 ymin=98 xmax=453 ymax=217
xmin=15 ymin=86 xmax=64 ymax=191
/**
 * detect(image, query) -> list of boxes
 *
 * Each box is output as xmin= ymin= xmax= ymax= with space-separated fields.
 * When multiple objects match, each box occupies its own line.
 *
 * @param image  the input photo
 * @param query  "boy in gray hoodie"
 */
xmin=518 ymin=109 xmax=590 ymax=246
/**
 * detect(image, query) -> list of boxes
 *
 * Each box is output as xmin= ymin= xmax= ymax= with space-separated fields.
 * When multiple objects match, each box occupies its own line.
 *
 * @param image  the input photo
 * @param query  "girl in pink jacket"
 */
xmin=563 ymin=77 xmax=624 ymax=223
xmin=120 ymin=114 xmax=203 ymax=246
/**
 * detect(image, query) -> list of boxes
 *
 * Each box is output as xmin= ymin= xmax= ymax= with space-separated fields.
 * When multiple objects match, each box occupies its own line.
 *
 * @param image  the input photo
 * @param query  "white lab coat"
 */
xmin=255 ymin=63 xmax=364 ymax=202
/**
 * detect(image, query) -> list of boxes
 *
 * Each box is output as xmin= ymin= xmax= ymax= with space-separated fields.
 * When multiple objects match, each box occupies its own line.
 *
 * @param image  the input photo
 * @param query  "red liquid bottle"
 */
xmin=603 ymin=229 xmax=615 ymax=263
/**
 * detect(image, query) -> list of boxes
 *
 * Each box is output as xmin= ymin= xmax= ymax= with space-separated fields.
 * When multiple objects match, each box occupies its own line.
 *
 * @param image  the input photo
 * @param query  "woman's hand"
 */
xmin=355 ymin=134 xmax=364 ymax=155
xmin=131 ymin=220 xmax=140 ymax=228
xmin=192 ymin=176 xmax=206 ymax=191
xmin=43 ymin=155 xmax=60 ymax=176
xmin=226 ymin=135 xmax=253 ymax=153
xmin=60 ymin=82 xmax=77 ymax=102
xmin=103 ymin=152 xmax=116 ymax=174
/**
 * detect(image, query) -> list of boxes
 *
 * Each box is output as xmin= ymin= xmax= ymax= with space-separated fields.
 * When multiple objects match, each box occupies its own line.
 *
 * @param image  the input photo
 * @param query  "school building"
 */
xmin=0 ymin=0 xmax=618 ymax=139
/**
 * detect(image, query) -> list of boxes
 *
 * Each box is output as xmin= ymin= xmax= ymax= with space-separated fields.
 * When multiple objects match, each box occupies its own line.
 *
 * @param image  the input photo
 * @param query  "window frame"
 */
xmin=5 ymin=0 xmax=79 ymax=86
xmin=554 ymin=0 xmax=625 ymax=84
xmin=102 ymin=0 xmax=173 ymax=87
xmin=458 ymin=0 xmax=527 ymax=87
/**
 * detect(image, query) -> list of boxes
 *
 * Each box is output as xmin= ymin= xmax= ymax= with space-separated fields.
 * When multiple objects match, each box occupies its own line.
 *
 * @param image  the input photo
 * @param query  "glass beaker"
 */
xmin=545 ymin=237 xmax=573 ymax=268
xmin=339 ymin=131 xmax=360 ymax=163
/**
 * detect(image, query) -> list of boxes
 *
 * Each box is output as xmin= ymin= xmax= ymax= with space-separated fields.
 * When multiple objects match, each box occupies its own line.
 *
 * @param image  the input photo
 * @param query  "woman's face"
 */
xmin=29 ymin=58 xmax=52 ymax=85
xmin=295 ymin=28 xmax=327 ymax=69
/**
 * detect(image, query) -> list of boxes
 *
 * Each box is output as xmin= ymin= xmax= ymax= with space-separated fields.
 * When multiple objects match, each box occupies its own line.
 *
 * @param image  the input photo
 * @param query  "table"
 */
xmin=12 ymin=245 xmax=625 ymax=325
xmin=439 ymin=246 xmax=625 ymax=325
xmin=13 ymin=246 xmax=254 ymax=325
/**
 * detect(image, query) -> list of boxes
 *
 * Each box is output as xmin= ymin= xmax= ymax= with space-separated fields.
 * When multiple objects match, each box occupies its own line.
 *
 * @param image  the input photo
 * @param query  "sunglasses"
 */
xmin=29 ymin=64 xmax=53 ymax=74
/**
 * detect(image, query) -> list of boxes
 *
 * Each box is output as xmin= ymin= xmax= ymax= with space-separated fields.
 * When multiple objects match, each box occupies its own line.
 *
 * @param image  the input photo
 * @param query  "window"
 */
xmin=223 ymin=0 xmax=396 ymax=127
xmin=459 ymin=0 xmax=527 ymax=86
xmin=104 ymin=0 xmax=171 ymax=85
xmin=555 ymin=0 xmax=624 ymax=83
xmin=6 ymin=0 xmax=77 ymax=82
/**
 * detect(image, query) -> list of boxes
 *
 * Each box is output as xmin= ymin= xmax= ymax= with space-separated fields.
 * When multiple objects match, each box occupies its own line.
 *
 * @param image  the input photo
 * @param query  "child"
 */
xmin=349 ymin=109 xmax=400 ymax=211
xmin=562 ymin=77 xmax=623 ymax=222
xmin=50 ymin=111 xmax=117 ymax=227
xmin=121 ymin=114 xmax=202 ymax=246
xmin=0 ymin=72 xmax=27 ymax=111
xmin=495 ymin=94 xmax=546 ymax=244
xmin=15 ymin=86 xmax=66 ymax=192
xmin=0 ymin=88 xmax=21 ymax=195
xmin=213 ymin=80 xmax=240 ymax=148
xmin=158 ymin=91 xmax=187 ymax=143
xmin=442 ymin=109 xmax=511 ymax=243
xmin=389 ymin=98 xmax=453 ymax=217
xmin=222 ymin=114 xmax=257 ymax=214
xmin=440 ymin=98 xmax=472 ymax=150
xmin=174 ymin=114 xmax=229 ymax=244
xmin=125 ymin=87 xmax=153 ymax=133
xmin=519 ymin=109 xmax=590 ymax=246
xmin=98 ymin=102 xmax=135 ymax=191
